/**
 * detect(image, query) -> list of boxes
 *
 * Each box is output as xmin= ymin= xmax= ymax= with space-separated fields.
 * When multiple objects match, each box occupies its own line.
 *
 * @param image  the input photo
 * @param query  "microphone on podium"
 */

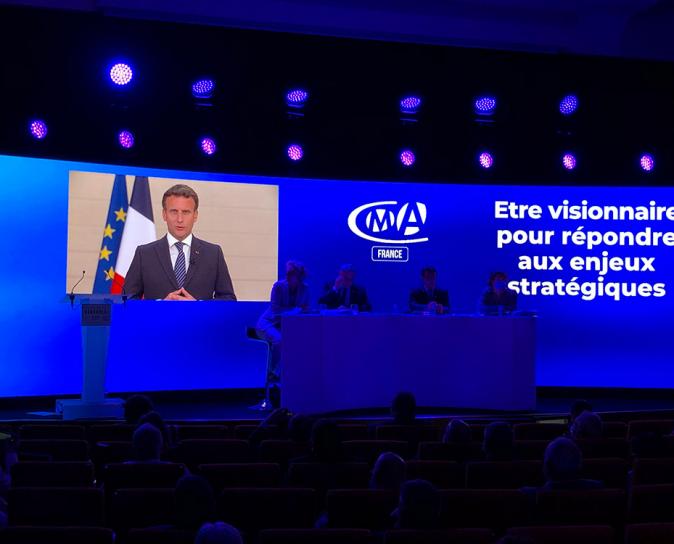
xmin=69 ymin=270 xmax=86 ymax=308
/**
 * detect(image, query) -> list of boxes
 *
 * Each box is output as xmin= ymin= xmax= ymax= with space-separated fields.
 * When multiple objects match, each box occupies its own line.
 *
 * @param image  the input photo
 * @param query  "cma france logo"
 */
xmin=347 ymin=201 xmax=429 ymax=244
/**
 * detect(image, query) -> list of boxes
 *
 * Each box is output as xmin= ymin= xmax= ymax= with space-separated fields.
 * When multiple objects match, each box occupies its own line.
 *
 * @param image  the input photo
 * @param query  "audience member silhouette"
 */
xmin=293 ymin=419 xmax=345 ymax=463
xmin=393 ymin=479 xmax=441 ymax=529
xmin=131 ymin=423 xmax=163 ymax=462
xmin=370 ymin=452 xmax=406 ymax=491
xmin=194 ymin=521 xmax=243 ymax=544
xmin=541 ymin=437 xmax=603 ymax=490
xmin=569 ymin=410 xmax=602 ymax=440
xmin=443 ymin=419 xmax=471 ymax=444
xmin=124 ymin=394 xmax=154 ymax=424
xmin=175 ymin=475 xmax=217 ymax=532
xmin=138 ymin=410 xmax=173 ymax=452
xmin=568 ymin=400 xmax=592 ymax=426
xmin=391 ymin=392 xmax=417 ymax=425
xmin=483 ymin=422 xmax=514 ymax=461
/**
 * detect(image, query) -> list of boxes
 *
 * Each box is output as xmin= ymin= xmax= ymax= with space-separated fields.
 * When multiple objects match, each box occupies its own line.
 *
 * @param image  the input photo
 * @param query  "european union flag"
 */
xmin=93 ymin=174 xmax=129 ymax=293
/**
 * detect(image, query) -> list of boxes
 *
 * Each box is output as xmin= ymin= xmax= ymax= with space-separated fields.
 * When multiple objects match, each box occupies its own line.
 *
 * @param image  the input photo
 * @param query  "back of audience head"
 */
xmin=176 ymin=475 xmax=216 ymax=531
xmin=569 ymin=410 xmax=602 ymax=440
xmin=310 ymin=419 xmax=343 ymax=462
xmin=483 ymin=422 xmax=513 ymax=461
xmin=370 ymin=452 xmax=406 ymax=490
xmin=544 ymin=437 xmax=583 ymax=483
xmin=569 ymin=399 xmax=592 ymax=424
xmin=195 ymin=521 xmax=242 ymax=544
xmin=138 ymin=410 xmax=171 ymax=449
xmin=124 ymin=394 xmax=154 ymax=424
xmin=391 ymin=392 xmax=417 ymax=425
xmin=132 ymin=423 xmax=163 ymax=462
xmin=443 ymin=419 xmax=471 ymax=444
xmin=394 ymin=479 xmax=441 ymax=529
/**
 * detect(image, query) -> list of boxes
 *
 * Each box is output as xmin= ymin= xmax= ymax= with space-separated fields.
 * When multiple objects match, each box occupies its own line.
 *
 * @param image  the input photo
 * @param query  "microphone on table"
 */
xmin=69 ymin=270 xmax=86 ymax=308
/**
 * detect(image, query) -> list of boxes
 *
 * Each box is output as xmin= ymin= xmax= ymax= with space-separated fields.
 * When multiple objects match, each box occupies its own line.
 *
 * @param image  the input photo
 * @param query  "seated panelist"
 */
xmin=318 ymin=264 xmax=371 ymax=312
xmin=409 ymin=267 xmax=449 ymax=314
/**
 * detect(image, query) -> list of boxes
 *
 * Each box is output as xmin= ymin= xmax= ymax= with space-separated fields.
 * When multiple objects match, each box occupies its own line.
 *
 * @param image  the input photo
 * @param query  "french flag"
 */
xmin=111 ymin=176 xmax=156 ymax=294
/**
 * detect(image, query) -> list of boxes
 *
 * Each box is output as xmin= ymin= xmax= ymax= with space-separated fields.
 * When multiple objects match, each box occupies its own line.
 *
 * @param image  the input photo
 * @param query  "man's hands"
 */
xmin=164 ymin=288 xmax=196 ymax=301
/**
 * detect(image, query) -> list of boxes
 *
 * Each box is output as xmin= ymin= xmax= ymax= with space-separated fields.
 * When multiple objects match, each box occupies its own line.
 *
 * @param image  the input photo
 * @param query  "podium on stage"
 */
xmin=57 ymin=294 xmax=125 ymax=420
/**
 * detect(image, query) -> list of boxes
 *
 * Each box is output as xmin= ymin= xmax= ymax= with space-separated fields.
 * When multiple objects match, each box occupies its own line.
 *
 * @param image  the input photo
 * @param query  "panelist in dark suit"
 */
xmin=480 ymin=271 xmax=517 ymax=315
xmin=319 ymin=264 xmax=371 ymax=311
xmin=409 ymin=266 xmax=450 ymax=314
xmin=124 ymin=184 xmax=237 ymax=301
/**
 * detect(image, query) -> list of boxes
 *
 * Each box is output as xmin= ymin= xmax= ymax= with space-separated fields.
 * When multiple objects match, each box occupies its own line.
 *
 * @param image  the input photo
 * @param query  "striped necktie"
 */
xmin=174 ymin=241 xmax=186 ymax=288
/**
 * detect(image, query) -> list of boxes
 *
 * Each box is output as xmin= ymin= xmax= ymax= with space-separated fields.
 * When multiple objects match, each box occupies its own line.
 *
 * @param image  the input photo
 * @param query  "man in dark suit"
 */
xmin=124 ymin=184 xmax=237 ymax=301
xmin=319 ymin=264 xmax=371 ymax=311
xmin=409 ymin=267 xmax=449 ymax=314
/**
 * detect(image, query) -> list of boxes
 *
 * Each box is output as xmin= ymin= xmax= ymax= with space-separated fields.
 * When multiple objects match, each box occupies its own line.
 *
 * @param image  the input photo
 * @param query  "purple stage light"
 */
xmin=562 ymin=153 xmax=577 ymax=170
xmin=559 ymin=94 xmax=578 ymax=115
xmin=640 ymin=153 xmax=655 ymax=172
xmin=286 ymin=89 xmax=309 ymax=107
xmin=478 ymin=151 xmax=494 ymax=169
xmin=118 ymin=130 xmax=135 ymax=149
xmin=192 ymin=78 xmax=215 ymax=99
xmin=400 ymin=96 xmax=422 ymax=114
xmin=109 ymin=63 xmax=133 ymax=86
xmin=29 ymin=119 xmax=48 ymax=140
xmin=400 ymin=149 xmax=415 ymax=167
xmin=287 ymin=144 xmax=304 ymax=161
xmin=200 ymin=137 xmax=217 ymax=156
xmin=474 ymin=96 xmax=497 ymax=115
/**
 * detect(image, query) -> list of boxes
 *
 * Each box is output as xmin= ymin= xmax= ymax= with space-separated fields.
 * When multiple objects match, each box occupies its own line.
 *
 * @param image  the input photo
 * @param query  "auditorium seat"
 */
xmin=87 ymin=424 xmax=136 ymax=443
xmin=258 ymin=439 xmax=311 ymax=466
xmin=632 ymin=457 xmax=674 ymax=485
xmin=506 ymin=525 xmax=615 ymax=544
xmin=18 ymin=424 xmax=85 ymax=440
xmin=337 ymin=425 xmax=371 ymax=441
xmin=535 ymin=488 xmax=626 ymax=526
xmin=8 ymin=487 xmax=105 ymax=526
xmin=417 ymin=441 xmax=484 ymax=463
xmin=259 ymin=529 xmax=373 ymax=544
xmin=92 ymin=441 xmax=134 ymax=469
xmin=384 ymin=529 xmax=495 ymax=544
xmin=627 ymin=419 xmax=674 ymax=440
xmin=168 ymin=439 xmax=252 ymax=469
xmin=575 ymin=438 xmax=630 ymax=459
xmin=513 ymin=423 xmax=567 ymax=441
xmin=288 ymin=463 xmax=370 ymax=493
xmin=375 ymin=425 xmax=441 ymax=443
xmin=513 ymin=440 xmax=549 ymax=461
xmin=343 ymin=440 xmax=409 ymax=463
xmin=0 ymin=526 xmax=115 ymax=544
xmin=439 ymin=489 xmax=532 ymax=530
xmin=582 ymin=458 xmax=629 ymax=488
xmin=602 ymin=421 xmax=628 ymax=438
xmin=109 ymin=488 xmax=176 ymax=531
xmin=326 ymin=489 xmax=398 ymax=530
xmin=10 ymin=461 xmax=95 ymax=488
xmin=218 ymin=488 xmax=318 ymax=531
xmin=628 ymin=484 xmax=674 ymax=522
xmin=173 ymin=424 xmax=229 ymax=440
xmin=198 ymin=463 xmax=282 ymax=489
xmin=469 ymin=424 xmax=488 ymax=442
xmin=102 ymin=462 xmax=186 ymax=493
xmin=465 ymin=460 xmax=544 ymax=489
xmin=17 ymin=439 xmax=89 ymax=462
xmin=404 ymin=461 xmax=465 ymax=489
xmin=125 ymin=527 xmax=199 ymax=544
xmin=234 ymin=424 xmax=280 ymax=440
xmin=625 ymin=522 xmax=674 ymax=544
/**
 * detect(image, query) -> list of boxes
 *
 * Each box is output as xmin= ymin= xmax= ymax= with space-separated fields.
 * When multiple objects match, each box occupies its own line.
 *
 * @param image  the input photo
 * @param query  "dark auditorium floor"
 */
xmin=2 ymin=388 xmax=674 ymax=422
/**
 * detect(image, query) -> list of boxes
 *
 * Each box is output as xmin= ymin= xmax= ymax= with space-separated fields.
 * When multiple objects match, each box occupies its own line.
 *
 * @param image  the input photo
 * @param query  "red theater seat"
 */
xmin=234 ymin=424 xmax=280 ymax=440
xmin=288 ymin=463 xmax=370 ymax=492
xmin=513 ymin=423 xmax=567 ymax=441
xmin=18 ymin=440 xmax=89 ymax=462
xmin=258 ymin=440 xmax=311 ymax=466
xmin=602 ymin=421 xmax=628 ymax=438
xmin=18 ymin=425 xmax=85 ymax=440
xmin=439 ymin=489 xmax=532 ymax=530
xmin=628 ymin=420 xmax=674 ymax=440
xmin=88 ymin=424 xmax=136 ymax=443
xmin=218 ymin=488 xmax=318 ymax=531
xmin=326 ymin=489 xmax=398 ymax=530
xmin=10 ymin=462 xmax=95 ymax=488
xmin=0 ymin=526 xmax=114 ymax=544
xmin=198 ymin=463 xmax=282 ymax=489
xmin=260 ymin=529 xmax=373 ymax=544
xmin=173 ymin=425 xmax=229 ymax=440
xmin=575 ymin=438 xmax=630 ymax=459
xmin=375 ymin=425 xmax=441 ymax=443
xmin=8 ymin=488 xmax=105 ymax=526
xmin=513 ymin=440 xmax=549 ymax=461
xmin=535 ymin=488 xmax=626 ymax=526
xmin=343 ymin=440 xmax=409 ymax=463
xmin=103 ymin=462 xmax=186 ymax=493
xmin=632 ymin=457 xmax=674 ymax=485
xmin=405 ymin=461 xmax=465 ymax=489
xmin=337 ymin=425 xmax=371 ymax=441
xmin=126 ymin=527 xmax=195 ymax=544
xmin=416 ymin=442 xmax=484 ymax=462
xmin=625 ymin=522 xmax=674 ymax=544
xmin=628 ymin=484 xmax=674 ymax=523
xmin=582 ymin=458 xmax=629 ymax=488
xmin=506 ymin=525 xmax=615 ymax=544
xmin=93 ymin=441 xmax=134 ymax=468
xmin=109 ymin=488 xmax=176 ymax=531
xmin=384 ymin=529 xmax=494 ymax=544
xmin=169 ymin=439 xmax=252 ymax=469
xmin=465 ymin=460 xmax=543 ymax=488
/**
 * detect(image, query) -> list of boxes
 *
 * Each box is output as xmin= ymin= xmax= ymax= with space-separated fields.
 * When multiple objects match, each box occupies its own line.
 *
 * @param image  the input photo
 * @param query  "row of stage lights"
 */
xmin=23 ymin=62 xmax=657 ymax=173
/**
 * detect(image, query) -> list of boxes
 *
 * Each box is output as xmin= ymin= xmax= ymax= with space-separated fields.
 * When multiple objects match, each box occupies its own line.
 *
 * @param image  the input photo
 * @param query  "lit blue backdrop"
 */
xmin=1 ymin=153 xmax=673 ymax=397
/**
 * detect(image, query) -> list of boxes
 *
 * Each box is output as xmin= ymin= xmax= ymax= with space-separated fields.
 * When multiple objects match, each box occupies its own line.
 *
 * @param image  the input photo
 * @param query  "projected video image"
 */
xmin=67 ymin=171 xmax=278 ymax=301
